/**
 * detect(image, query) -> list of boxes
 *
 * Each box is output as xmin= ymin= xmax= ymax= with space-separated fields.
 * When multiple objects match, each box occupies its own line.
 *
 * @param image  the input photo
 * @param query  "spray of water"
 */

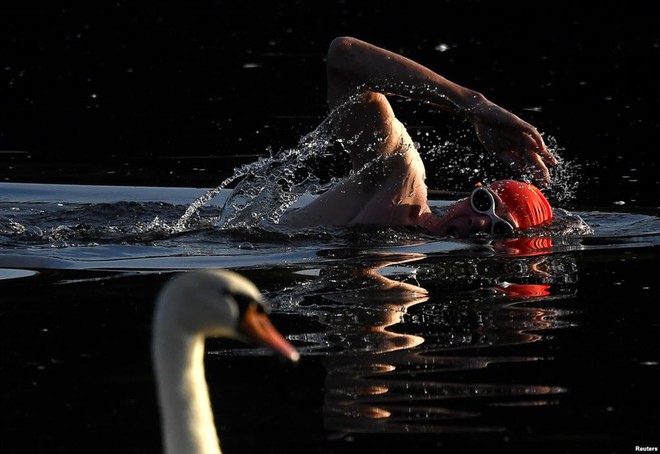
xmin=174 ymin=114 xmax=339 ymax=232
xmin=421 ymin=130 xmax=580 ymax=204
xmin=543 ymin=135 xmax=581 ymax=204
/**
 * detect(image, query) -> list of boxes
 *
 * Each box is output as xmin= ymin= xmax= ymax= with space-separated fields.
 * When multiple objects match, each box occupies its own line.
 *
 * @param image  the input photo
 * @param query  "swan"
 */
xmin=152 ymin=269 xmax=299 ymax=454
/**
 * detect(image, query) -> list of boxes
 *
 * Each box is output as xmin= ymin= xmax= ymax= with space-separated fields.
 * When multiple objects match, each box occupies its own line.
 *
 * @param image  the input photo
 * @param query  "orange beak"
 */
xmin=240 ymin=303 xmax=300 ymax=362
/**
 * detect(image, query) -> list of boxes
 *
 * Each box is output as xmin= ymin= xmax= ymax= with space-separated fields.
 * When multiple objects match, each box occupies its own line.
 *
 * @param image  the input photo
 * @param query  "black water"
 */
xmin=1 ymin=2 xmax=659 ymax=454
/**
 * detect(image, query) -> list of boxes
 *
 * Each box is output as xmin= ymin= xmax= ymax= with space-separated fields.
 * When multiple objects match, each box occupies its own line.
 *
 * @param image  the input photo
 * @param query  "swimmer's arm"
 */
xmin=327 ymin=37 xmax=558 ymax=186
xmin=326 ymin=36 xmax=482 ymax=116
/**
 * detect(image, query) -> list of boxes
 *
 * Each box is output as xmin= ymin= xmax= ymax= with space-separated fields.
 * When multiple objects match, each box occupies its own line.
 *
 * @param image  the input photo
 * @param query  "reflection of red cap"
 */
xmin=501 ymin=237 xmax=553 ymax=257
xmin=490 ymin=180 xmax=553 ymax=229
xmin=495 ymin=283 xmax=551 ymax=297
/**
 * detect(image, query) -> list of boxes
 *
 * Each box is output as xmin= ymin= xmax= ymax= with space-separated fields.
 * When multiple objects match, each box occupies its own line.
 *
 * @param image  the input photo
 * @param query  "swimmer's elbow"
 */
xmin=329 ymin=37 xmax=355 ymax=57
xmin=327 ymin=37 xmax=359 ymax=71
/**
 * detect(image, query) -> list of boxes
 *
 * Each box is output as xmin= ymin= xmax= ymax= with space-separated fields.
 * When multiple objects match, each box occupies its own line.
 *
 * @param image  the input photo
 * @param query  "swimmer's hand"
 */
xmin=468 ymin=100 xmax=558 ymax=186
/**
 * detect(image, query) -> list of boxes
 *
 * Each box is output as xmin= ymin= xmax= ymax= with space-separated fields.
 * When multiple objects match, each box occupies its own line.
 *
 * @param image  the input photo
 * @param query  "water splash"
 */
xmin=173 ymin=172 xmax=247 ymax=231
xmin=542 ymin=135 xmax=580 ymax=203
xmin=420 ymin=130 xmax=580 ymax=205
xmin=175 ymin=88 xmax=439 ymax=232
xmin=174 ymin=115 xmax=339 ymax=232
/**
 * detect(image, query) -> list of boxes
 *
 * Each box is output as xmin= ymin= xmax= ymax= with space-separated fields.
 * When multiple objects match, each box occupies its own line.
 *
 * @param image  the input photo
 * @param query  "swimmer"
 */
xmin=280 ymin=37 xmax=557 ymax=236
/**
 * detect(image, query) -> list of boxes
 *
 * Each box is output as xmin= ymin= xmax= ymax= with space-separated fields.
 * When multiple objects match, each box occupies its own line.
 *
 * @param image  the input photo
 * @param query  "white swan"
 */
xmin=152 ymin=269 xmax=299 ymax=454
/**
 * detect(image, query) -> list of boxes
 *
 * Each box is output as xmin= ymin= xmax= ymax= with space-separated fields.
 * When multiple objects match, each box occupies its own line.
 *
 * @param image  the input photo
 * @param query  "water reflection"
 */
xmin=272 ymin=245 xmax=577 ymax=434
xmin=312 ymin=252 xmax=429 ymax=354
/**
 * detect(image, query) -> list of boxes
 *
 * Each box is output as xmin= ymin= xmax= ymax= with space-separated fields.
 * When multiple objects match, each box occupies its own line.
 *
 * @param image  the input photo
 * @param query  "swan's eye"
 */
xmin=224 ymin=289 xmax=269 ymax=316
xmin=232 ymin=292 xmax=256 ymax=310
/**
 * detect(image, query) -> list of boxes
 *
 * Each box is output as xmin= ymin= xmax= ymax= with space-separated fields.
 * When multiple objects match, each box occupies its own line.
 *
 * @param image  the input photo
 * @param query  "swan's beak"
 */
xmin=240 ymin=303 xmax=300 ymax=363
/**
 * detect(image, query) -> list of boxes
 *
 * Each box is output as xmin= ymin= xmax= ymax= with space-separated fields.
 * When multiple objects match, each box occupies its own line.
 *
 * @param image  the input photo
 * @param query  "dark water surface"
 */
xmin=1 ymin=2 xmax=659 ymax=453
xmin=1 ymin=184 xmax=659 ymax=453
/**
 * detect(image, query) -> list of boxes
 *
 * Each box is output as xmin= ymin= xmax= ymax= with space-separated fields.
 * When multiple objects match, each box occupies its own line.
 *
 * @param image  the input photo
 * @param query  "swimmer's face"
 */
xmin=431 ymin=192 xmax=517 ymax=237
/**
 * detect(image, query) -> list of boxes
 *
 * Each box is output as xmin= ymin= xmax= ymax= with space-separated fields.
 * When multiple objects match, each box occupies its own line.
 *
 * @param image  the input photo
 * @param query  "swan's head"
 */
xmin=155 ymin=269 xmax=299 ymax=362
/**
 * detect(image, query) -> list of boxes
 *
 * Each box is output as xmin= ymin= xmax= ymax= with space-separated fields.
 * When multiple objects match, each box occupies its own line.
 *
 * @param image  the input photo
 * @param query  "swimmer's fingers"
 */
xmin=504 ymin=152 xmax=550 ymax=188
xmin=523 ymin=130 xmax=558 ymax=167
xmin=521 ymin=132 xmax=553 ymax=186
xmin=475 ymin=117 xmax=553 ymax=186
xmin=495 ymin=136 xmax=551 ymax=187
xmin=522 ymin=151 xmax=551 ymax=187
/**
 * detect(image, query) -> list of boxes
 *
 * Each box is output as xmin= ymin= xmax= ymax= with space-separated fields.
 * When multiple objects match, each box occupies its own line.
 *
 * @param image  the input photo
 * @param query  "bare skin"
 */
xmin=280 ymin=37 xmax=557 ymax=235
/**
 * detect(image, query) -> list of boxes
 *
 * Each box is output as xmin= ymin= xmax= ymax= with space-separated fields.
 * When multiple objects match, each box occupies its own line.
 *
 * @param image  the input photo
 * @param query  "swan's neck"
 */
xmin=154 ymin=326 xmax=222 ymax=454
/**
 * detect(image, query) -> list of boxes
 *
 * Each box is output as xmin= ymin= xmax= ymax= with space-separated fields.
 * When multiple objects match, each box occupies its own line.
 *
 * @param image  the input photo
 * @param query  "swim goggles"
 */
xmin=470 ymin=187 xmax=515 ymax=235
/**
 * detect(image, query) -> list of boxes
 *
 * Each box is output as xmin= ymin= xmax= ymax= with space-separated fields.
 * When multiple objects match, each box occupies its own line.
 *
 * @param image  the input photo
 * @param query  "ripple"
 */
xmin=0 ymin=268 xmax=38 ymax=280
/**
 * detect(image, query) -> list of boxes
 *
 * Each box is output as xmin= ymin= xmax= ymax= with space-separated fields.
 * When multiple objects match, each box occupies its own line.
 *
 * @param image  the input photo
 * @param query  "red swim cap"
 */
xmin=490 ymin=180 xmax=553 ymax=229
